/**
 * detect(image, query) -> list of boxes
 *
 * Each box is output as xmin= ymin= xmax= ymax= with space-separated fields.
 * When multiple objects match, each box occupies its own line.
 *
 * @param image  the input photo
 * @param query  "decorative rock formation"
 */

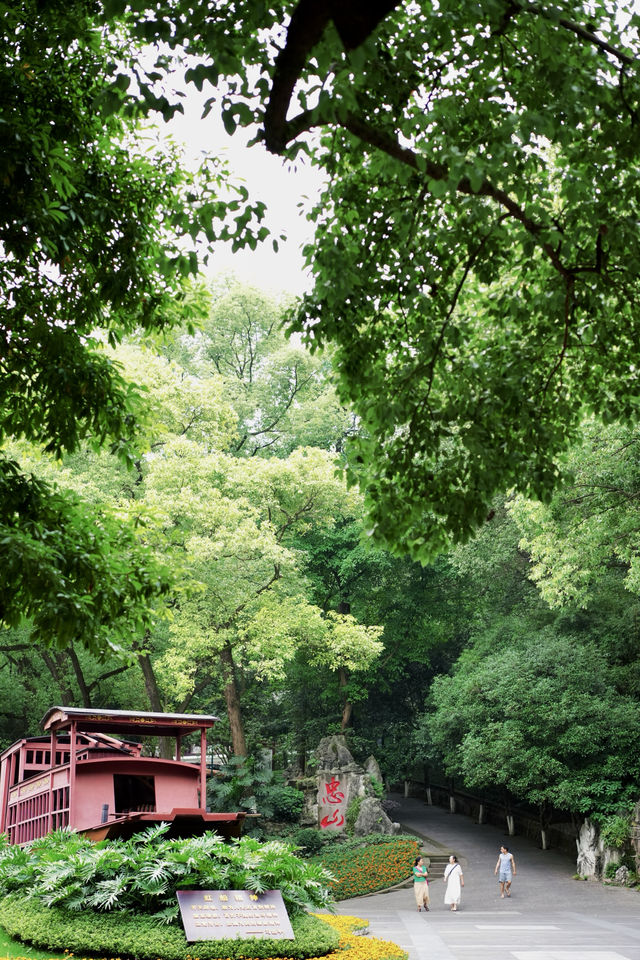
xmin=576 ymin=818 xmax=625 ymax=879
xmin=364 ymin=755 xmax=383 ymax=785
xmin=614 ymin=864 xmax=630 ymax=884
xmin=314 ymin=734 xmax=392 ymax=834
xmin=576 ymin=819 xmax=599 ymax=877
xmin=353 ymin=796 xmax=397 ymax=836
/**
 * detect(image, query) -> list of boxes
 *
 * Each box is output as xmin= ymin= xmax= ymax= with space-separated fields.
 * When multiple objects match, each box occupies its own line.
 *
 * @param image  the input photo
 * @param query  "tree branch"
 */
xmin=264 ymin=0 xmax=403 ymax=152
xmin=520 ymin=3 xmax=635 ymax=65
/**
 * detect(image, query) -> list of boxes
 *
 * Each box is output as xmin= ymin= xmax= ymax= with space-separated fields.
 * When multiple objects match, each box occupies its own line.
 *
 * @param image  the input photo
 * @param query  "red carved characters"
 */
xmin=319 ymin=777 xmax=346 ymax=829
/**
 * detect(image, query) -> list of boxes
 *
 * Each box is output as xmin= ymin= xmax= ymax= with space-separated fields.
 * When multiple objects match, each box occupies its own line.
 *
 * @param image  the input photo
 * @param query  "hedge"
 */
xmin=0 ymin=912 xmax=407 ymax=960
xmin=314 ymin=836 xmax=419 ymax=899
xmin=0 ymin=896 xmax=339 ymax=960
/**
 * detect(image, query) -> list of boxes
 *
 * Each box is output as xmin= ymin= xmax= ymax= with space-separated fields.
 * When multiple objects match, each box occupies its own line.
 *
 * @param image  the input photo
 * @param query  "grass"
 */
xmin=0 ymin=926 xmax=61 ymax=960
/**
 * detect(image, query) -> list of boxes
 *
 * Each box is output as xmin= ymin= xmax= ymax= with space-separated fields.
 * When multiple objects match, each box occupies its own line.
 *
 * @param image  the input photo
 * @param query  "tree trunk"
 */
xmin=40 ymin=651 xmax=75 ymax=704
xmin=219 ymin=640 xmax=247 ymax=757
xmin=339 ymin=665 xmax=353 ymax=731
xmin=68 ymin=648 xmax=91 ymax=707
xmin=135 ymin=638 xmax=172 ymax=757
xmin=137 ymin=650 xmax=164 ymax=712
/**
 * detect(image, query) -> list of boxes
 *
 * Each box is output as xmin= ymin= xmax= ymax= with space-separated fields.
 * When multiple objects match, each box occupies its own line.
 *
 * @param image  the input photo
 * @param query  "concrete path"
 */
xmin=334 ymin=795 xmax=640 ymax=960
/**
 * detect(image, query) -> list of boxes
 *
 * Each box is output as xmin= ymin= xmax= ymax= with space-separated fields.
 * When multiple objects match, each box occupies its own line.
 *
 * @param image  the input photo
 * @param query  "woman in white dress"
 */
xmin=444 ymin=854 xmax=464 ymax=911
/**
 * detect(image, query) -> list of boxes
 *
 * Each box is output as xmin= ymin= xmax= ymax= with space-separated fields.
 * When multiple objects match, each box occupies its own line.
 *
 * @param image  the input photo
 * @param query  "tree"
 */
xmin=426 ymin=632 xmax=640 ymax=818
xmin=9 ymin=1 xmax=640 ymax=579
xmin=0 ymin=0 xmax=265 ymax=648
xmin=510 ymin=422 xmax=640 ymax=609
xmin=283 ymin=1 xmax=640 ymax=560
xmin=106 ymin=0 xmax=640 ymax=560
xmin=165 ymin=276 xmax=353 ymax=457
xmin=144 ymin=439 xmax=380 ymax=755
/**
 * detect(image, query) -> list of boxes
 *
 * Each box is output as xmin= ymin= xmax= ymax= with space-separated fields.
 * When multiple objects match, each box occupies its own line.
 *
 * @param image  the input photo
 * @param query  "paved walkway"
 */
xmin=334 ymin=795 xmax=640 ymax=960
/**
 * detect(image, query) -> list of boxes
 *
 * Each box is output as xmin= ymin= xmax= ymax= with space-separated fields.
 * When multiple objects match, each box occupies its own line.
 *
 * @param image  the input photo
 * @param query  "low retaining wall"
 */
xmin=399 ymin=780 xmax=579 ymax=860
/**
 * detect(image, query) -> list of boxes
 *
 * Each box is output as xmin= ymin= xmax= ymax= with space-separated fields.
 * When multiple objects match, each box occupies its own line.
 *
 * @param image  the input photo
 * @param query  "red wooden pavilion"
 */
xmin=0 ymin=707 xmax=244 ymax=845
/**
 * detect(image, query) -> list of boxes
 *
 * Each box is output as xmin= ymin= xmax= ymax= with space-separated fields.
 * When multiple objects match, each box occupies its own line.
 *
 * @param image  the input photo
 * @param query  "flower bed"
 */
xmin=313 ymin=914 xmax=407 ymax=960
xmin=314 ymin=836 xmax=419 ymax=900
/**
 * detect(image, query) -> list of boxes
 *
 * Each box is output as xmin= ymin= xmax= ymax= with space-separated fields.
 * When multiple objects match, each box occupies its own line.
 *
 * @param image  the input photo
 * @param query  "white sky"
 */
xmin=170 ymin=102 xmax=324 ymax=297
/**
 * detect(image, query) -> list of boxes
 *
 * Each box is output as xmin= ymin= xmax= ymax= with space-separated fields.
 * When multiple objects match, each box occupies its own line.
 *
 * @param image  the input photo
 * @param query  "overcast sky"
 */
xmin=170 ymin=102 xmax=324 ymax=297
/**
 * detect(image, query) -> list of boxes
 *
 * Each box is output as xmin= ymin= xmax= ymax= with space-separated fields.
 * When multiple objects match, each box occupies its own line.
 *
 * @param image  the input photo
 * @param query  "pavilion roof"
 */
xmin=41 ymin=707 xmax=218 ymax=738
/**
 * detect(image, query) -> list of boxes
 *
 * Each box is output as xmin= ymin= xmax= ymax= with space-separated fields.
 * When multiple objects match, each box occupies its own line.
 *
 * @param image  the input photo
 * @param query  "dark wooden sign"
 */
xmin=176 ymin=889 xmax=294 ymax=941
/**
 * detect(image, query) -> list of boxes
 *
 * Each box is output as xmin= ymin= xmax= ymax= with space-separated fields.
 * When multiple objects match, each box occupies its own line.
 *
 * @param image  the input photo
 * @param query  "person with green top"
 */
xmin=412 ymin=855 xmax=430 ymax=911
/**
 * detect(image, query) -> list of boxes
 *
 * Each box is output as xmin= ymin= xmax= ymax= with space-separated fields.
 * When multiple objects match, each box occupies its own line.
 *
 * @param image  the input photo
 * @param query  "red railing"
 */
xmin=7 ymin=776 xmax=70 ymax=844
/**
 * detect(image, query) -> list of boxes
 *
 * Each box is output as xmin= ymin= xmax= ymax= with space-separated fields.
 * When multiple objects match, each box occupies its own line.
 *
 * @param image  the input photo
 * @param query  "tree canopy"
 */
xmin=4 ymin=0 xmax=640 ymax=625
xmin=80 ymin=0 xmax=638 ymax=560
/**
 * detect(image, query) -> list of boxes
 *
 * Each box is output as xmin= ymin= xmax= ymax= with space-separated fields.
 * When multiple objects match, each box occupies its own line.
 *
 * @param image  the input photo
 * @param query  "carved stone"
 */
xmin=313 ymin=735 xmax=388 ymax=834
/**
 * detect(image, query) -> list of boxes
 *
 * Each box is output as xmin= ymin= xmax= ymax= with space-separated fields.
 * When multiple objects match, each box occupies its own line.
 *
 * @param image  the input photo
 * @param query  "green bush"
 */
xmin=0 ymin=896 xmax=339 ymax=960
xmin=207 ymin=757 xmax=272 ymax=814
xmin=368 ymin=777 xmax=385 ymax=800
xmin=313 ymin=835 xmax=419 ymax=900
xmin=599 ymin=814 xmax=631 ymax=849
xmin=0 ymin=826 xmax=333 ymax=918
xmin=293 ymin=829 xmax=325 ymax=857
xmin=262 ymin=785 xmax=305 ymax=823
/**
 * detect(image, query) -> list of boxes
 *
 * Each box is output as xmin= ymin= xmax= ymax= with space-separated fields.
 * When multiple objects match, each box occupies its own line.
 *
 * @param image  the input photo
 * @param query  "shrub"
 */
xmin=262 ymin=785 xmax=305 ymax=823
xmin=207 ymin=761 xmax=303 ymax=823
xmin=0 ymin=896 xmax=339 ymax=960
xmin=293 ymin=829 xmax=325 ymax=857
xmin=313 ymin=836 xmax=419 ymax=900
xmin=0 ymin=826 xmax=334 ymax=918
xmin=380 ymin=798 xmax=400 ymax=817
xmin=368 ymin=777 xmax=384 ymax=800
xmin=599 ymin=814 xmax=631 ymax=850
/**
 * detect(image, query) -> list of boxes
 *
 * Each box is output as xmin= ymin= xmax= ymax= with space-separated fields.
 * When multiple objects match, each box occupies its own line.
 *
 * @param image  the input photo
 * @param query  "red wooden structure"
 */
xmin=0 ymin=707 xmax=244 ymax=845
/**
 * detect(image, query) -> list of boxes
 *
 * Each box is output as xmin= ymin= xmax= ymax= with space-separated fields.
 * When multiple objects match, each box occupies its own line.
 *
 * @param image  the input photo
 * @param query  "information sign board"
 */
xmin=176 ymin=889 xmax=294 ymax=941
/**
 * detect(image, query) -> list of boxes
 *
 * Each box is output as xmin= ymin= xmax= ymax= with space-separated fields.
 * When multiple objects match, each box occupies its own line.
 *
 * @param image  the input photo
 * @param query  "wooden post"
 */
xmin=68 ymin=720 xmax=77 ymax=828
xmin=47 ymin=729 xmax=57 ymax=834
xmin=426 ymin=786 xmax=432 ymax=806
xmin=404 ymin=780 xmax=410 ymax=798
xmin=449 ymin=795 xmax=456 ymax=814
xmin=478 ymin=803 xmax=485 ymax=825
xmin=199 ymin=727 xmax=207 ymax=811
xmin=0 ymin=750 xmax=12 ymax=833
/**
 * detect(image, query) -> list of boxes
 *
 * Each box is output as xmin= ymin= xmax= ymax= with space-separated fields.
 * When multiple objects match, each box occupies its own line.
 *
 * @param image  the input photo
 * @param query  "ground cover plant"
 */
xmin=0 ymin=913 xmax=407 ymax=960
xmin=312 ymin=836 xmax=419 ymax=900
xmin=0 ymin=899 xmax=336 ymax=960
xmin=0 ymin=826 xmax=333 ymax=919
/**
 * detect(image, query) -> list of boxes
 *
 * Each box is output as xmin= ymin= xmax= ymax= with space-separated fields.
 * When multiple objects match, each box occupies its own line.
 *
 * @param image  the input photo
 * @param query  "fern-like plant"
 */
xmin=0 ymin=826 xmax=334 ymax=919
